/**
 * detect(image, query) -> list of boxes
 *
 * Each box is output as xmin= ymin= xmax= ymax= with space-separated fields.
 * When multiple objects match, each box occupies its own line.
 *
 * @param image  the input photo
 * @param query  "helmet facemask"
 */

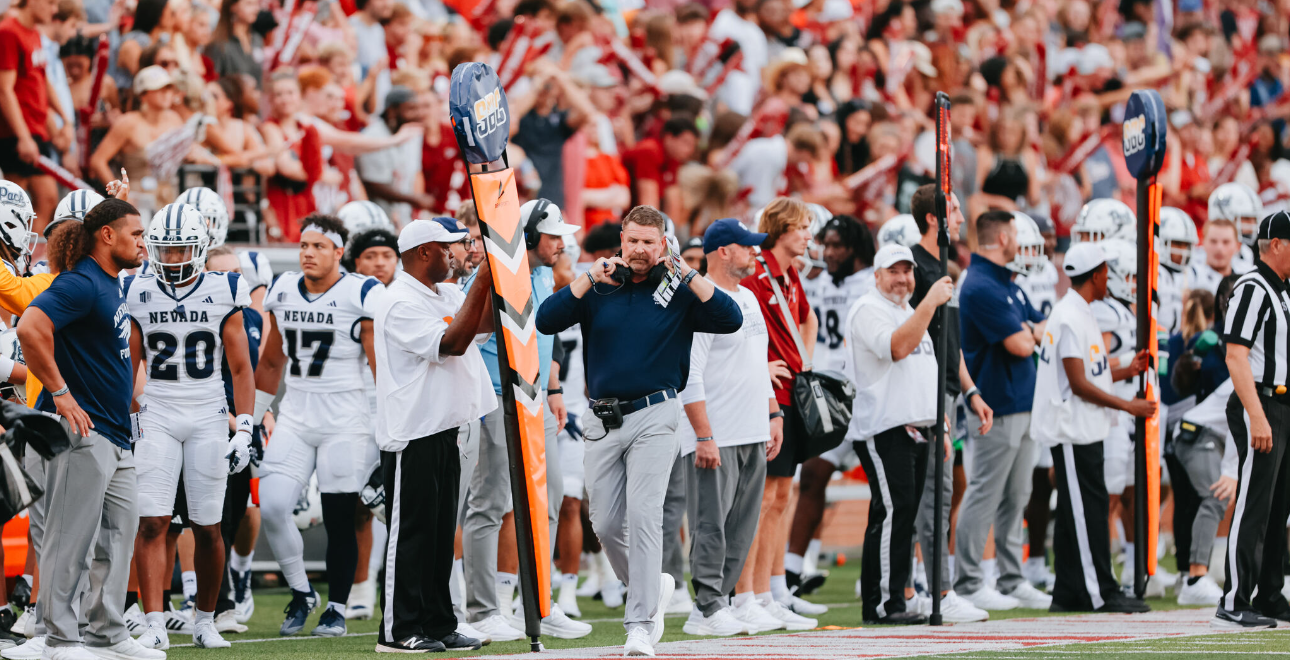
xmin=148 ymin=240 xmax=208 ymax=287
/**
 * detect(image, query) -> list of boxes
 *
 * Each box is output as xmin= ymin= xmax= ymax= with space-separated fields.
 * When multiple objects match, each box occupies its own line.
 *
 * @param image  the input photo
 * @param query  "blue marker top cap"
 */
xmin=449 ymin=62 xmax=511 ymax=165
xmin=1123 ymin=89 xmax=1167 ymax=180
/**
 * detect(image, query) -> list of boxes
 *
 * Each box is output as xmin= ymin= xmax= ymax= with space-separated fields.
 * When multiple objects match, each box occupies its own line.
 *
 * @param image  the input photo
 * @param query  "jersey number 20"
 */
xmin=148 ymin=330 xmax=217 ymax=381
xmin=285 ymin=329 xmax=334 ymax=377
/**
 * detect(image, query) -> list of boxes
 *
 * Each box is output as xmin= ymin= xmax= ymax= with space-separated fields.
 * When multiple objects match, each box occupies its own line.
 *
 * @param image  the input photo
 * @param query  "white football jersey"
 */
xmin=811 ymin=268 xmax=875 ymax=373
xmin=1234 ymin=244 xmax=1255 ymax=274
xmin=238 ymin=250 xmax=275 ymax=291
xmin=127 ymin=271 xmax=251 ymax=404
xmin=1187 ymin=252 xmax=1253 ymax=295
xmin=265 ymin=272 xmax=383 ymax=395
xmin=1016 ymin=261 xmax=1058 ymax=318
xmin=1091 ymin=296 xmax=1135 ymax=398
xmin=1157 ymin=266 xmax=1185 ymax=335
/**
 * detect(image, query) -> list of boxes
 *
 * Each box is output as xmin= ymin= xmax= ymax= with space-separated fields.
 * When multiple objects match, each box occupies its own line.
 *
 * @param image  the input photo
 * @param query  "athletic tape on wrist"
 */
xmin=253 ymin=390 xmax=275 ymax=425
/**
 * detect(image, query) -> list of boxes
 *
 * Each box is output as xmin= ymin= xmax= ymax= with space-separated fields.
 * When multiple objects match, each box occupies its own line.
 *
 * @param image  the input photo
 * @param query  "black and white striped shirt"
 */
xmin=1223 ymin=262 xmax=1290 ymax=387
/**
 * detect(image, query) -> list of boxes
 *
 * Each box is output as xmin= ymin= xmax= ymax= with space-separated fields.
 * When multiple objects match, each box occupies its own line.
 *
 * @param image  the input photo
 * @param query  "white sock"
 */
xmin=732 ymin=592 xmax=753 ymax=609
xmin=230 ymin=550 xmax=254 ymax=573
xmin=1122 ymin=542 xmax=1135 ymax=561
xmin=182 ymin=571 xmax=197 ymax=599
xmin=145 ymin=611 xmax=165 ymax=628
xmin=770 ymin=575 xmax=790 ymax=602
xmin=948 ymin=554 xmax=956 ymax=582
xmin=806 ymin=538 xmax=821 ymax=560
xmin=560 ymin=572 xmax=578 ymax=595
xmin=327 ymin=602 xmax=346 ymax=617
xmin=596 ymin=553 xmax=617 ymax=582
xmin=1026 ymin=556 xmax=1046 ymax=569
xmin=981 ymin=558 xmax=997 ymax=586
xmin=450 ymin=559 xmax=465 ymax=612
xmin=370 ymin=519 xmax=388 ymax=578
xmin=784 ymin=553 xmax=804 ymax=574
xmin=497 ymin=573 xmax=518 ymax=592
xmin=195 ymin=609 xmax=214 ymax=626
xmin=755 ymin=591 xmax=774 ymax=606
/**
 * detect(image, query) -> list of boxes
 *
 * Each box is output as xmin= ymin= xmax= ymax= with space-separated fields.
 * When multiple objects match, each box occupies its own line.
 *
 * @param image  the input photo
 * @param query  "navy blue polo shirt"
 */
xmin=31 ymin=257 xmax=133 ymax=447
xmin=536 ymin=275 xmax=743 ymax=401
xmin=959 ymin=254 xmax=1044 ymax=417
xmin=222 ymin=307 xmax=262 ymax=411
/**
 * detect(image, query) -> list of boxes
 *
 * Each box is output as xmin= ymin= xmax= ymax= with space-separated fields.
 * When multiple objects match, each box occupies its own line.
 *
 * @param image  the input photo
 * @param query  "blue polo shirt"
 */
xmin=31 ymin=257 xmax=133 ymax=448
xmin=473 ymin=266 xmax=556 ymax=395
xmin=536 ymin=274 xmax=743 ymax=401
xmin=959 ymin=254 xmax=1044 ymax=417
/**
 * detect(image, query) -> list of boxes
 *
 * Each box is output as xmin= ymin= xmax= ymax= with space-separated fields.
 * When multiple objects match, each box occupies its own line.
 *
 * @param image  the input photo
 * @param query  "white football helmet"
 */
xmin=1009 ymin=212 xmax=1048 ymax=276
xmin=878 ymin=214 xmax=920 ymax=248
xmin=1158 ymin=206 xmax=1198 ymax=272
xmin=53 ymin=188 xmax=105 ymax=224
xmin=175 ymin=187 xmax=230 ymax=248
xmin=146 ymin=203 xmax=210 ymax=286
xmin=1073 ymin=198 xmax=1135 ymax=245
xmin=337 ymin=200 xmax=393 ymax=237
xmin=1208 ymin=182 xmax=1262 ymax=246
xmin=0 ymin=181 xmax=37 ymax=268
xmin=1100 ymin=237 xmax=1137 ymax=302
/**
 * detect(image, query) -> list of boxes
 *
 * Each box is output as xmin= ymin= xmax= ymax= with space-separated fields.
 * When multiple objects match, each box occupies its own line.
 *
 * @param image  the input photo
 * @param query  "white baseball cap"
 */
xmin=397 ymin=218 xmax=469 ymax=253
xmin=875 ymin=244 xmax=916 ymax=269
xmin=133 ymin=65 xmax=175 ymax=95
xmin=521 ymin=199 xmax=580 ymax=237
xmin=1063 ymin=242 xmax=1106 ymax=277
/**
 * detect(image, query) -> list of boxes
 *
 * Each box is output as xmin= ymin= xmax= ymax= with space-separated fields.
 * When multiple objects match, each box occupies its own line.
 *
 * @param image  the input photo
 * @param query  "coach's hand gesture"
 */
xmin=54 ymin=390 xmax=93 ymax=437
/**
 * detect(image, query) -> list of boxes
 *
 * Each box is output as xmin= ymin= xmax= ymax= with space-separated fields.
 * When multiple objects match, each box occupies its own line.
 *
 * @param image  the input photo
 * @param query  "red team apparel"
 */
xmin=0 ymin=15 xmax=47 ymax=140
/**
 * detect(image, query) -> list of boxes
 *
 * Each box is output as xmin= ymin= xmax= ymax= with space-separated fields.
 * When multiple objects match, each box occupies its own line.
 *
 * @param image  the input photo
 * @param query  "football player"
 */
xmin=252 ymin=214 xmax=383 ymax=637
xmin=126 ymin=204 xmax=256 ymax=650
xmin=1206 ymin=182 xmax=1260 ymax=272
xmin=1156 ymin=207 xmax=1199 ymax=335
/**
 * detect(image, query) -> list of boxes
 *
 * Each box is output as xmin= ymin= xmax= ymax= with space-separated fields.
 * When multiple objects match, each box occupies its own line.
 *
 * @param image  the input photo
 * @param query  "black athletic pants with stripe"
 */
xmin=855 ymin=427 xmax=927 ymax=621
xmin=1051 ymin=442 xmax=1119 ymax=611
xmin=1222 ymin=393 xmax=1290 ymax=614
xmin=380 ymin=429 xmax=460 ymax=643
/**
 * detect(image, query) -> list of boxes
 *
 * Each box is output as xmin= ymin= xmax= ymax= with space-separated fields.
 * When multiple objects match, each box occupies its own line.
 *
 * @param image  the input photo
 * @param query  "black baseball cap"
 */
xmin=1259 ymin=210 xmax=1290 ymax=241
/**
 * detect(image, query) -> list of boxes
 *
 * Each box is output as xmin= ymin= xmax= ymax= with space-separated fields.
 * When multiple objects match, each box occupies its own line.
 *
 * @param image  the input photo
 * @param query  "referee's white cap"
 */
xmin=1063 ymin=242 xmax=1106 ymax=277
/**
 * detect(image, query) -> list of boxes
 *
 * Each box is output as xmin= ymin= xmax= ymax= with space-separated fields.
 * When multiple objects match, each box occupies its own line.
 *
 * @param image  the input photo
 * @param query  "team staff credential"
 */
xmin=536 ymin=205 xmax=743 ymax=658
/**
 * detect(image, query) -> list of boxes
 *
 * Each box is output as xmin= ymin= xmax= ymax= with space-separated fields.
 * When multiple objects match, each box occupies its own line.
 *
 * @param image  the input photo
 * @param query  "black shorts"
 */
xmin=767 ymin=403 xmax=808 ymax=478
xmin=0 ymin=137 xmax=53 ymax=178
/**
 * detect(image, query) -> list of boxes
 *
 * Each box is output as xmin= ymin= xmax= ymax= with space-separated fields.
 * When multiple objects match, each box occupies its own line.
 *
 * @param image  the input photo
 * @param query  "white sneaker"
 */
xmin=36 ymin=644 xmax=96 ymax=660
xmin=135 ymin=623 xmax=168 ymax=651
xmin=602 ymin=580 xmax=625 ymax=609
xmin=682 ymin=606 xmax=746 ymax=636
xmin=2 ymin=636 xmax=43 ymax=660
xmin=1281 ymin=578 xmax=1290 ymax=604
xmin=758 ymin=598 xmax=816 ymax=631
xmin=162 ymin=607 xmax=192 ymax=636
xmin=85 ymin=637 xmax=167 ymax=660
xmin=557 ymin=583 xmax=582 ymax=619
xmin=470 ymin=615 xmax=524 ymax=643
xmin=1177 ymin=575 xmax=1224 ymax=606
xmin=913 ymin=593 xmax=932 ymax=616
xmin=346 ymin=579 xmax=376 ymax=620
xmin=11 ymin=610 xmax=29 ymax=641
xmin=122 ymin=605 xmax=145 ymax=637
xmin=651 ymin=575 xmax=674 ymax=645
xmin=456 ymin=621 xmax=491 ymax=646
xmin=1022 ymin=560 xmax=1056 ymax=592
xmin=665 ymin=587 xmax=692 ymax=615
xmin=779 ymin=594 xmax=828 ymax=616
xmin=962 ymin=587 xmax=1020 ymax=611
xmin=1004 ymin=582 xmax=1052 ymax=609
xmin=623 ymin=627 xmax=653 ymax=657
xmin=213 ymin=611 xmax=246 ymax=634
xmin=193 ymin=620 xmax=230 ymax=649
xmin=731 ymin=599 xmax=783 ymax=633
xmin=576 ymin=567 xmax=602 ymax=599
xmin=541 ymin=605 xmax=592 ymax=640
xmin=939 ymin=591 xmax=989 ymax=623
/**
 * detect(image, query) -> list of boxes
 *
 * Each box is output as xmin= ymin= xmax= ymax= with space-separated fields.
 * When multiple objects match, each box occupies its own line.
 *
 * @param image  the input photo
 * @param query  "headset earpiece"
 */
xmin=525 ymin=199 xmax=552 ymax=251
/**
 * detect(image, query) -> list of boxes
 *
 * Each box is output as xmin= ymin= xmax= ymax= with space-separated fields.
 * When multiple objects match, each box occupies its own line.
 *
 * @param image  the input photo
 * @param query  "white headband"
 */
xmin=302 ymin=224 xmax=343 ymax=248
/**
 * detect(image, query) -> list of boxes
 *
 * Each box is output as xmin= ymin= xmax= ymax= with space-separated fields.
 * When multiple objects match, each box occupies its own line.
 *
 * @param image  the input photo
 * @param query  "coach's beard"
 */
xmin=879 ymin=288 xmax=912 ymax=307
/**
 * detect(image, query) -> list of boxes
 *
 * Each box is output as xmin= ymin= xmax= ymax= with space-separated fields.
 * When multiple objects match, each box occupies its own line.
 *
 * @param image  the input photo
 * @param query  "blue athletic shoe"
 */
xmin=311 ymin=605 xmax=346 ymax=637
xmin=280 ymin=588 xmax=319 ymax=636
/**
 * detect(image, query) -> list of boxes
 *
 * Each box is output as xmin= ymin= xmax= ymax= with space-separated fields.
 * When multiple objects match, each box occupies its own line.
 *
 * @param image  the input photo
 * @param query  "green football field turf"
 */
xmin=144 ymin=560 xmax=1290 ymax=659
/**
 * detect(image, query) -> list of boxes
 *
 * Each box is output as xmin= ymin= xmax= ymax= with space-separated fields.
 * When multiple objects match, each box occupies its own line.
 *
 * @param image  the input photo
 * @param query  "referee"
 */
xmin=1217 ymin=211 xmax=1290 ymax=629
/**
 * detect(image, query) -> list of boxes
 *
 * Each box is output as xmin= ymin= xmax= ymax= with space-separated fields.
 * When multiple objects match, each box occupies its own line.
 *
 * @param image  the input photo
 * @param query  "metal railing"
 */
xmin=177 ymin=164 xmax=266 ymax=244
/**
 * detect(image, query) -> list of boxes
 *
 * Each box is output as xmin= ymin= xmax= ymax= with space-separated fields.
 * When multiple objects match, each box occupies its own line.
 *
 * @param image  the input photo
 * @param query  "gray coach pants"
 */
xmin=583 ymin=399 xmax=680 ymax=634
xmin=464 ymin=393 xmax=562 ymax=621
xmin=39 ymin=428 xmax=137 ymax=649
xmin=662 ymin=451 xmax=687 ymax=590
xmin=1174 ymin=429 xmax=1226 ymax=568
xmin=686 ymin=443 xmax=766 ymax=616
xmin=953 ymin=412 xmax=1036 ymax=596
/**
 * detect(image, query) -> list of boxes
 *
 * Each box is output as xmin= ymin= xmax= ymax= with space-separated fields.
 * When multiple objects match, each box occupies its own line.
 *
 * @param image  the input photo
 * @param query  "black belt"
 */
xmin=617 ymin=389 xmax=678 ymax=416
xmin=1260 ymin=385 xmax=1289 ymax=398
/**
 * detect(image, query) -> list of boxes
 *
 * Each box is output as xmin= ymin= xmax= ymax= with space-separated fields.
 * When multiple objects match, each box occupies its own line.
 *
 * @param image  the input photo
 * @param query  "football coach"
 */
xmin=536 ymin=205 xmax=743 ymax=657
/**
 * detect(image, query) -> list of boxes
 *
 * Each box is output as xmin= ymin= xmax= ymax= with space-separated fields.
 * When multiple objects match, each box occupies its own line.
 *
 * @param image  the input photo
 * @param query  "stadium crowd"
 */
xmin=0 ymin=0 xmax=1286 ymax=655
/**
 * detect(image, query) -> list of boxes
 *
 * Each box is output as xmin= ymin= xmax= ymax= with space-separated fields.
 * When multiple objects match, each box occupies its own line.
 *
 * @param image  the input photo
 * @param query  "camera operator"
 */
xmin=536 ymin=205 xmax=743 ymax=657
